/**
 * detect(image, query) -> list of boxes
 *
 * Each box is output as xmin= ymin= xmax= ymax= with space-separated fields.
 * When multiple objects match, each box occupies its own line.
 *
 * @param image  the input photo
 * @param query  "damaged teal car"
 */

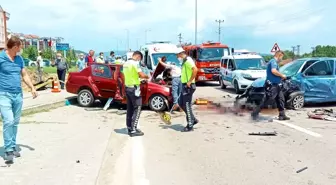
xmin=236 ymin=58 xmax=336 ymax=109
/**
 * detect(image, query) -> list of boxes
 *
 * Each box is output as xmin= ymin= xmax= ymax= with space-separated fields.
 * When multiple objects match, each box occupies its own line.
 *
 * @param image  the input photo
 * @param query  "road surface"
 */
xmin=1 ymin=83 xmax=336 ymax=185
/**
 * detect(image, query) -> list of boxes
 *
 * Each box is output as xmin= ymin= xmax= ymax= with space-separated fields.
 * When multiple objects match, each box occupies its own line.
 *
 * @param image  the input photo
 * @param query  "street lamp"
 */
xmin=145 ymin=29 xmax=151 ymax=44
xmin=125 ymin=29 xmax=130 ymax=51
xmin=195 ymin=0 xmax=197 ymax=45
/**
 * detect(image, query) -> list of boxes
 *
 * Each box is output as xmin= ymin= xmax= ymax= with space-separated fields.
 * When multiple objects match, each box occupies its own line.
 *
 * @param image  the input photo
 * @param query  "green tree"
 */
xmin=22 ymin=46 xmax=38 ymax=61
xmin=41 ymin=48 xmax=53 ymax=60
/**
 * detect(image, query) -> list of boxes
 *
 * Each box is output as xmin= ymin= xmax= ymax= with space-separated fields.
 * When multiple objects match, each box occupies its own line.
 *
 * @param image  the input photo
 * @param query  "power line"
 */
xmin=215 ymin=19 xmax=224 ymax=42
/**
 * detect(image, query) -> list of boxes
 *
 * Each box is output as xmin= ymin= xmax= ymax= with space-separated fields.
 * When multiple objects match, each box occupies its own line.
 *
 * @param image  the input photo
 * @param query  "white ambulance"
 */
xmin=219 ymin=50 xmax=267 ymax=94
xmin=140 ymin=41 xmax=182 ymax=72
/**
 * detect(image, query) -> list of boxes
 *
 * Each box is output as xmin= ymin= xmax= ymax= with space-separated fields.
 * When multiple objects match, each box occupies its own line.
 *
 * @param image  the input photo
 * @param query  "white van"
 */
xmin=140 ymin=41 xmax=182 ymax=72
xmin=219 ymin=51 xmax=267 ymax=94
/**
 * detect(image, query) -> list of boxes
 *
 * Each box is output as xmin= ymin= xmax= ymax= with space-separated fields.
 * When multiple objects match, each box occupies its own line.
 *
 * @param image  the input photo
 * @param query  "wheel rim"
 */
xmin=151 ymin=96 xmax=164 ymax=110
xmin=292 ymin=95 xmax=304 ymax=109
xmin=79 ymin=92 xmax=92 ymax=106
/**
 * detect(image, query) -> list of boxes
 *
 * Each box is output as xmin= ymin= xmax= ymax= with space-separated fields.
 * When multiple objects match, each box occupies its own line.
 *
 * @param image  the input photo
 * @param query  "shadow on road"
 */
xmin=0 ymin=144 xmax=35 ymax=160
xmin=159 ymin=124 xmax=185 ymax=131
xmin=114 ymin=128 xmax=129 ymax=135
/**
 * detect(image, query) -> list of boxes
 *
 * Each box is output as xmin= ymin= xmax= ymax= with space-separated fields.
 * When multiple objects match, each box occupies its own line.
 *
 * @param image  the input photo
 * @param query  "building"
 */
xmin=0 ymin=5 xmax=10 ymax=50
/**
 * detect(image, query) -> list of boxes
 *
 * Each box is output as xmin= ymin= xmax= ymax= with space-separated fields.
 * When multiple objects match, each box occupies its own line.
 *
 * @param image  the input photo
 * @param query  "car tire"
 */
xmin=219 ymin=77 xmax=226 ymax=89
xmin=288 ymin=94 xmax=304 ymax=110
xmin=234 ymin=80 xmax=242 ymax=94
xmin=30 ymin=63 xmax=36 ymax=67
xmin=77 ymin=89 xmax=95 ymax=107
xmin=149 ymin=94 xmax=167 ymax=111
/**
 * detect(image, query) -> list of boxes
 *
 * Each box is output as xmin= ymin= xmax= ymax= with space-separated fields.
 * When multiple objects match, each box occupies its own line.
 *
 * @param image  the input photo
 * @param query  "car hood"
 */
xmin=151 ymin=62 xmax=165 ymax=82
xmin=236 ymin=69 xmax=266 ymax=78
xmin=251 ymin=77 xmax=266 ymax=88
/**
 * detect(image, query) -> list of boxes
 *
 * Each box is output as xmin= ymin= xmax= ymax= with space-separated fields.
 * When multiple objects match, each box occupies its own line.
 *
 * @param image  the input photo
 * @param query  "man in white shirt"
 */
xmin=158 ymin=56 xmax=182 ymax=110
xmin=36 ymin=51 xmax=44 ymax=83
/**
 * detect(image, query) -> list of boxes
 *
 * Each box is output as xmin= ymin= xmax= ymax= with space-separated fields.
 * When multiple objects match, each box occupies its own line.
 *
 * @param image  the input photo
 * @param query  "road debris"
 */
xmin=248 ymin=131 xmax=277 ymax=136
xmin=307 ymin=108 xmax=336 ymax=121
xmin=296 ymin=167 xmax=308 ymax=173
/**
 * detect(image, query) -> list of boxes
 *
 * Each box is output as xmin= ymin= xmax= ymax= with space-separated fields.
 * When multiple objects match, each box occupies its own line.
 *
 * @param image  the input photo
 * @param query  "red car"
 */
xmin=66 ymin=63 xmax=173 ymax=111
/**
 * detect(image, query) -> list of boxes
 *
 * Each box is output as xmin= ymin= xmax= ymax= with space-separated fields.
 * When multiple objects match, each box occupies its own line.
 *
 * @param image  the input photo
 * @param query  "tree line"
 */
xmin=21 ymin=46 xmax=78 ymax=66
xmin=263 ymin=45 xmax=336 ymax=61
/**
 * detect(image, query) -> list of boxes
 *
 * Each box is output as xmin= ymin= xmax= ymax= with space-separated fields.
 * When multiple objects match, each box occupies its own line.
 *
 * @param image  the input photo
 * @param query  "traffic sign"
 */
xmin=271 ymin=43 xmax=280 ymax=52
xmin=56 ymin=43 xmax=69 ymax=51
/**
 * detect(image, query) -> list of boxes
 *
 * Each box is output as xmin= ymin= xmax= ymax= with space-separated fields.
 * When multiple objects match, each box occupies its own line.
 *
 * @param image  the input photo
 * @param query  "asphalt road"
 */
xmin=1 ymin=82 xmax=336 ymax=185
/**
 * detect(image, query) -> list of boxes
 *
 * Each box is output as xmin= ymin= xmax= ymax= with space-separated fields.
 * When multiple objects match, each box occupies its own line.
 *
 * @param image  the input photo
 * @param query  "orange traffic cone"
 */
xmin=51 ymin=79 xmax=61 ymax=93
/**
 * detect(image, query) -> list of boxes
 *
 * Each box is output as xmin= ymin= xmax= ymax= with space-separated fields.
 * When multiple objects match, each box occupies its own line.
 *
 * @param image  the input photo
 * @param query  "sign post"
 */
xmin=271 ymin=43 xmax=280 ymax=53
xmin=56 ymin=43 xmax=70 ymax=58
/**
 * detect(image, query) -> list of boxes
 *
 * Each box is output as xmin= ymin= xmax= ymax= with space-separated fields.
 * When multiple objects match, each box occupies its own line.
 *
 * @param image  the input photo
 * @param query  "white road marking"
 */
xmin=131 ymin=137 xmax=150 ymax=185
xmin=273 ymin=119 xmax=322 ymax=138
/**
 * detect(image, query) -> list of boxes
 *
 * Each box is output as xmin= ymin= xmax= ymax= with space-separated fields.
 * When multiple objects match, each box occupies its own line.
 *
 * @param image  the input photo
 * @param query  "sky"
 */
xmin=2 ymin=0 xmax=335 ymax=54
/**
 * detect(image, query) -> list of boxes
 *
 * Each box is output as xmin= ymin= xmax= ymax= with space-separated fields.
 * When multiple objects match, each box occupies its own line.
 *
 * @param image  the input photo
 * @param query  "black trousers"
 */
xmin=57 ymin=69 xmax=66 ymax=89
xmin=252 ymin=83 xmax=285 ymax=116
xmin=180 ymin=83 xmax=196 ymax=127
xmin=126 ymin=87 xmax=142 ymax=132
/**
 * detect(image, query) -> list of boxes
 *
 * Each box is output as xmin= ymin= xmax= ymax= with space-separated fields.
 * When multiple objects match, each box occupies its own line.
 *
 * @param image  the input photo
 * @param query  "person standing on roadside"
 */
xmin=36 ymin=51 xmax=44 ymax=83
xmin=123 ymin=51 xmax=149 ymax=137
xmin=107 ymin=51 xmax=115 ymax=64
xmin=0 ymin=36 xmax=38 ymax=163
xmin=158 ymin=56 xmax=182 ymax=111
xmin=251 ymin=51 xmax=290 ymax=121
xmin=96 ymin=52 xmax=105 ymax=64
xmin=85 ymin=50 xmax=95 ymax=67
xmin=76 ymin=53 xmax=85 ymax=71
xmin=55 ymin=53 xmax=68 ymax=89
xmin=177 ymin=48 xmax=199 ymax=132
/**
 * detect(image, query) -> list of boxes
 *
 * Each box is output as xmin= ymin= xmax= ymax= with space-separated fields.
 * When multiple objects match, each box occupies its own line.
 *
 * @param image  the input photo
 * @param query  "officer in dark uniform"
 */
xmin=123 ymin=51 xmax=149 ymax=137
xmin=251 ymin=51 xmax=290 ymax=120
xmin=177 ymin=48 xmax=199 ymax=132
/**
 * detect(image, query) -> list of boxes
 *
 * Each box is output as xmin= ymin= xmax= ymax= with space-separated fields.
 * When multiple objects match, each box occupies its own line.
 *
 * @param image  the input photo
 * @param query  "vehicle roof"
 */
xmin=183 ymin=42 xmax=229 ymax=49
xmin=140 ymin=43 xmax=181 ymax=54
xmin=221 ymin=54 xmax=262 ymax=59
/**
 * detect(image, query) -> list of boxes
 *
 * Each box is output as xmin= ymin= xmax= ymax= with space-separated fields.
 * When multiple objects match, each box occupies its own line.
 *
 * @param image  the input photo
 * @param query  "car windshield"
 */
xmin=279 ymin=59 xmax=306 ymax=77
xmin=198 ymin=48 xmax=228 ymax=61
xmin=152 ymin=53 xmax=182 ymax=67
xmin=235 ymin=58 xmax=267 ymax=70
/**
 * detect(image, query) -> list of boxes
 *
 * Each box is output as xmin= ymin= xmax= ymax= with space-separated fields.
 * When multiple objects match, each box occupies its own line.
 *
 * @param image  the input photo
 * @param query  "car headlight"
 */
xmin=241 ymin=73 xmax=252 ymax=78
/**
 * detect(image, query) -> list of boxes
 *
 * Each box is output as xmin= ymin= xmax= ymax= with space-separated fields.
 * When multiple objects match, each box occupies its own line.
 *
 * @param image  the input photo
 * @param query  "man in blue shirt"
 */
xmin=251 ymin=51 xmax=290 ymax=121
xmin=0 ymin=36 xmax=37 ymax=163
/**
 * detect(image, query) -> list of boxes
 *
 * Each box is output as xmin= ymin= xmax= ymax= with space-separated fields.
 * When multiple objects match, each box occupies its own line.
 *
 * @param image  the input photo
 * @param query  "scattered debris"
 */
xmin=307 ymin=109 xmax=336 ymax=121
xmin=296 ymin=166 xmax=308 ymax=173
xmin=248 ymin=131 xmax=277 ymax=136
xmin=76 ymin=160 xmax=80 ymax=163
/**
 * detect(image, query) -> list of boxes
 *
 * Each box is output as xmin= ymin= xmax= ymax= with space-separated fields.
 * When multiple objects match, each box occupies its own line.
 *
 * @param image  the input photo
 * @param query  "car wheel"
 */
xmin=234 ymin=80 xmax=241 ymax=94
xmin=30 ymin=63 xmax=36 ymax=67
xmin=149 ymin=94 xmax=167 ymax=111
xmin=77 ymin=89 xmax=95 ymax=107
xmin=219 ymin=77 xmax=226 ymax=89
xmin=290 ymin=94 xmax=304 ymax=110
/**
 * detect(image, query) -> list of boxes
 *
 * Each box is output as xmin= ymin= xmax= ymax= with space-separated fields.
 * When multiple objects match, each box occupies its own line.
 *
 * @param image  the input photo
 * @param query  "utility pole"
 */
xmin=215 ymin=19 xmax=224 ymax=42
xmin=291 ymin=46 xmax=296 ymax=60
xmin=178 ymin=33 xmax=182 ymax=45
xmin=297 ymin=45 xmax=300 ymax=56
xmin=195 ymin=0 xmax=197 ymax=45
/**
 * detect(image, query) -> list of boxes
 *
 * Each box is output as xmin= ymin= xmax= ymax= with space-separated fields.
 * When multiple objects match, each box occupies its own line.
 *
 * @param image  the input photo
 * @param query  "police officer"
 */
xmin=177 ymin=48 xmax=199 ymax=132
xmin=251 ymin=51 xmax=290 ymax=121
xmin=123 ymin=51 xmax=149 ymax=137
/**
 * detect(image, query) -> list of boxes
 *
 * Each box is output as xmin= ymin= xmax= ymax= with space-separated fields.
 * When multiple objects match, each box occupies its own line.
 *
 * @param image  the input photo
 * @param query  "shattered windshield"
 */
xmin=279 ymin=59 xmax=306 ymax=77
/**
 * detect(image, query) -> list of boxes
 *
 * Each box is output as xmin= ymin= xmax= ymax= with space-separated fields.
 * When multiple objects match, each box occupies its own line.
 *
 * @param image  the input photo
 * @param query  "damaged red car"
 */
xmin=66 ymin=63 xmax=173 ymax=111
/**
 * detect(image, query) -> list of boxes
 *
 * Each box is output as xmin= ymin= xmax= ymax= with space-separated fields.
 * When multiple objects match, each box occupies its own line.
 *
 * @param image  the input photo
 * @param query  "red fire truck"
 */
xmin=183 ymin=42 xmax=231 ymax=82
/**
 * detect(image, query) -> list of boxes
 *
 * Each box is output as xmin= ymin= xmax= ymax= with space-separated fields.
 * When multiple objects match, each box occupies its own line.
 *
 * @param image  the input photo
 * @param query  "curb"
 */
xmin=21 ymin=97 xmax=77 ymax=117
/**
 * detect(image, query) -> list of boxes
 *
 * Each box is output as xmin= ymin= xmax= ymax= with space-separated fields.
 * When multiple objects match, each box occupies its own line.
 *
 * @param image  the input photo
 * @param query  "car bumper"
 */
xmin=237 ymin=79 xmax=254 ymax=90
xmin=197 ymin=73 xmax=219 ymax=81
